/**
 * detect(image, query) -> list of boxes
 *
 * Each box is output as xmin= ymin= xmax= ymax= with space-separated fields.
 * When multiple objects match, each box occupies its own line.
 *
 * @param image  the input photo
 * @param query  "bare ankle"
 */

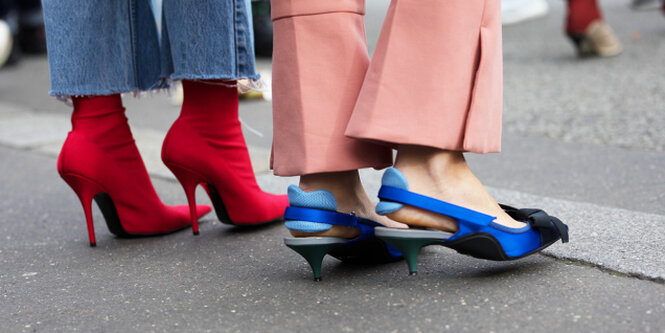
xmin=298 ymin=170 xmax=406 ymax=229
xmin=296 ymin=170 xmax=405 ymax=236
xmin=394 ymin=145 xmax=471 ymax=192
xmin=299 ymin=171 xmax=361 ymax=192
xmin=300 ymin=170 xmax=362 ymax=200
xmin=299 ymin=171 xmax=367 ymax=213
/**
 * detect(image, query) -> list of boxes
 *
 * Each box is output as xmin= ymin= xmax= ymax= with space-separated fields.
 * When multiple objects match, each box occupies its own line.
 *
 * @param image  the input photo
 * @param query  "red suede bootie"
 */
xmin=162 ymin=80 xmax=288 ymax=234
xmin=58 ymin=95 xmax=210 ymax=246
xmin=566 ymin=0 xmax=622 ymax=57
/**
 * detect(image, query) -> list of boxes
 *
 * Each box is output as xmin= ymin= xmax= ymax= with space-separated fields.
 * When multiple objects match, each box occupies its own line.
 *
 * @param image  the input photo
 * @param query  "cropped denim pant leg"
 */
xmin=42 ymin=0 xmax=258 ymax=96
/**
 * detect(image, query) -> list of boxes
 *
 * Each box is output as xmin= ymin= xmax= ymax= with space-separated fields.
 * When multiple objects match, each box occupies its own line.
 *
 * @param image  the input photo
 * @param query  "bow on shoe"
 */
xmin=500 ymin=205 xmax=569 ymax=243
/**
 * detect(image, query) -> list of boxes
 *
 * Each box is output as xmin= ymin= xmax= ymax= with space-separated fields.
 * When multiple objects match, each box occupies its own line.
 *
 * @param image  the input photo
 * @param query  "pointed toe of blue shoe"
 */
xmin=375 ymin=168 xmax=569 ymax=268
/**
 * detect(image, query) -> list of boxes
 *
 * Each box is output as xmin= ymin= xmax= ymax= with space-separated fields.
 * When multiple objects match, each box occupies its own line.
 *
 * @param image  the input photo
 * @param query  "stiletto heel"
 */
xmin=59 ymin=172 xmax=102 ymax=247
xmin=57 ymin=95 xmax=211 ymax=246
xmin=161 ymin=80 xmax=288 ymax=229
xmin=165 ymin=163 xmax=205 ymax=235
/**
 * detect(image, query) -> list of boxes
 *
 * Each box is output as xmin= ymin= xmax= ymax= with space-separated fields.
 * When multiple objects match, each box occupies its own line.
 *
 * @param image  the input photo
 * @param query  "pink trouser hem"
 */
xmin=270 ymin=5 xmax=393 ymax=176
xmin=271 ymin=0 xmax=503 ymax=176
xmin=271 ymin=0 xmax=365 ymax=20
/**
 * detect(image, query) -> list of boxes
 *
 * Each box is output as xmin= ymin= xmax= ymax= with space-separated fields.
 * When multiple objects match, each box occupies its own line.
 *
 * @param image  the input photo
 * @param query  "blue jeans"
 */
xmin=42 ymin=0 xmax=258 ymax=96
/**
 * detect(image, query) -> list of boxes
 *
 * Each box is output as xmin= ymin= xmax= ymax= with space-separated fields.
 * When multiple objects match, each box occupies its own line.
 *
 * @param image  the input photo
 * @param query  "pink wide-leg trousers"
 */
xmin=271 ymin=0 xmax=503 ymax=176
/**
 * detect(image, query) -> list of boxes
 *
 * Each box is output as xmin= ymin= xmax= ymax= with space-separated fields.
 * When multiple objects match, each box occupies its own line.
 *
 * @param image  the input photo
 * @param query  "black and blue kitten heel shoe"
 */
xmin=374 ymin=168 xmax=569 ymax=275
xmin=283 ymin=185 xmax=402 ymax=281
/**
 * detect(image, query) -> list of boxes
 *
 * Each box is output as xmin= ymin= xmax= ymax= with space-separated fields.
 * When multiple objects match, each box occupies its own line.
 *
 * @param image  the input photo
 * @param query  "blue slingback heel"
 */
xmin=283 ymin=185 xmax=402 ymax=281
xmin=374 ymin=168 xmax=568 ymax=275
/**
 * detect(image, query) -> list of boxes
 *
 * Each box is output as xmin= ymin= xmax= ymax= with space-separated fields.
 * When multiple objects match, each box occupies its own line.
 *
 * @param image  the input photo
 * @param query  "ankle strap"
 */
xmin=378 ymin=186 xmax=496 ymax=227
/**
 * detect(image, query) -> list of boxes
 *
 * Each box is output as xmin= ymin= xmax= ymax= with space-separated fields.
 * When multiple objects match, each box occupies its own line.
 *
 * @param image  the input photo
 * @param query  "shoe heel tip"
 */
xmin=193 ymin=231 xmax=200 ymax=236
xmin=313 ymin=277 xmax=322 ymax=282
xmin=89 ymin=242 xmax=96 ymax=247
xmin=409 ymin=271 xmax=417 ymax=276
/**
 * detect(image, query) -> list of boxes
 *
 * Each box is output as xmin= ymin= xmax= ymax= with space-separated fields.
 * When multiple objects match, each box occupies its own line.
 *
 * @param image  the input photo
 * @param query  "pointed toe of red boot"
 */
xmin=196 ymin=204 xmax=212 ymax=217
xmin=168 ymin=204 xmax=212 ymax=232
xmin=171 ymin=204 xmax=212 ymax=219
xmin=273 ymin=193 xmax=290 ymax=216
xmin=229 ymin=193 xmax=289 ymax=226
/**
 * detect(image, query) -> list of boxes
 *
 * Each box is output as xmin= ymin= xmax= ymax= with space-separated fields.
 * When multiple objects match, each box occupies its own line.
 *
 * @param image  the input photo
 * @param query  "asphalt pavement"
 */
xmin=1 ymin=0 xmax=664 ymax=332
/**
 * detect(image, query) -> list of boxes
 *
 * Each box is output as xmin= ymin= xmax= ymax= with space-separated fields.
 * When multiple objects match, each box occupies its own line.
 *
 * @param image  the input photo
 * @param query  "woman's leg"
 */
xmin=160 ymin=0 xmax=288 ymax=227
xmin=270 ymin=0 xmax=401 ymax=236
xmin=160 ymin=0 xmax=257 ymax=82
xmin=270 ymin=0 xmax=392 ymax=177
xmin=42 ymin=0 xmax=207 ymax=244
xmin=347 ymin=0 xmax=502 ymax=154
xmin=42 ymin=0 xmax=162 ymax=95
xmin=293 ymin=171 xmax=399 ymax=238
xmin=347 ymin=0 xmax=523 ymax=230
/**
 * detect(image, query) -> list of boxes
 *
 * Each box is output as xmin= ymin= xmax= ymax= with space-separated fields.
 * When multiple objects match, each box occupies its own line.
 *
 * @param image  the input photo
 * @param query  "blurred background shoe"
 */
xmin=0 ymin=0 xmax=46 ymax=67
xmin=631 ymin=0 xmax=664 ymax=11
xmin=0 ymin=19 xmax=12 ymax=68
xmin=0 ymin=3 xmax=21 ymax=67
xmin=566 ymin=0 xmax=622 ymax=57
xmin=573 ymin=20 xmax=623 ymax=57
xmin=502 ymin=0 xmax=550 ymax=26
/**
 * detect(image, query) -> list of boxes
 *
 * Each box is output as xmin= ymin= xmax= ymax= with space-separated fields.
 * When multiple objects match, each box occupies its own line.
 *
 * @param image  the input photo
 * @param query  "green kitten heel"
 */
xmin=375 ymin=228 xmax=453 ymax=275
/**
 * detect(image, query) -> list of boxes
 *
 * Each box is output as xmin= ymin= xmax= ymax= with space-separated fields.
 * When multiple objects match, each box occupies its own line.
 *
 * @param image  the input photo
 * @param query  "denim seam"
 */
xmin=128 ymin=0 xmax=140 ymax=89
xmin=234 ymin=0 xmax=253 ymax=78
xmin=234 ymin=0 xmax=240 ymax=78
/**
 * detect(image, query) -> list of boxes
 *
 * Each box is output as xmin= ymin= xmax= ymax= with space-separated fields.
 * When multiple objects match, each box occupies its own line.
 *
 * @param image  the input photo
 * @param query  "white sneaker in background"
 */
xmin=502 ymin=0 xmax=550 ymax=26
xmin=169 ymin=80 xmax=184 ymax=106
xmin=0 ymin=20 xmax=13 ymax=68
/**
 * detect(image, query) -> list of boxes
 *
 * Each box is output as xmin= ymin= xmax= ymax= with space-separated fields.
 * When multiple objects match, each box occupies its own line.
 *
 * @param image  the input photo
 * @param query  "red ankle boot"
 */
xmin=566 ymin=0 xmax=622 ymax=57
xmin=162 ymin=80 xmax=288 ymax=234
xmin=57 ymin=95 xmax=211 ymax=246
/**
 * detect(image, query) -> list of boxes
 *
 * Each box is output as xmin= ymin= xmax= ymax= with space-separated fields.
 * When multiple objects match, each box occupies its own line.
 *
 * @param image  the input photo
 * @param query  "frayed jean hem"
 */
xmin=49 ymin=73 xmax=265 ymax=103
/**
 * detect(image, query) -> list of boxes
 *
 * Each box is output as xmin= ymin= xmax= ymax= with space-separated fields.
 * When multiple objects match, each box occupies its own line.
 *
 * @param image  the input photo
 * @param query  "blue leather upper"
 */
xmin=375 ymin=168 xmax=408 ymax=215
xmin=376 ymin=168 xmax=542 ymax=258
xmin=284 ymin=185 xmax=337 ymax=233
xmin=284 ymin=185 xmax=401 ymax=258
xmin=284 ymin=206 xmax=360 ymax=228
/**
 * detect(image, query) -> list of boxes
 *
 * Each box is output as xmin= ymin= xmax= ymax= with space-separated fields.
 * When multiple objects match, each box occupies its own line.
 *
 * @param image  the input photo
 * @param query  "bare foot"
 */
xmin=290 ymin=170 xmax=407 ymax=239
xmin=385 ymin=146 xmax=526 ymax=233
